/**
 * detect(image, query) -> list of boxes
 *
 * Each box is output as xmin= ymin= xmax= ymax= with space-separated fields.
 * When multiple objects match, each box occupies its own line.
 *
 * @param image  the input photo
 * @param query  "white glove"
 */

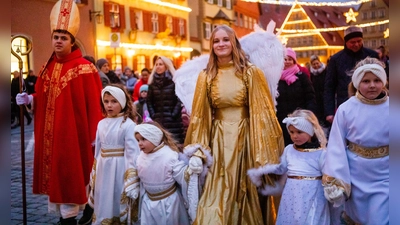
xmin=247 ymin=164 xmax=280 ymax=187
xmin=16 ymin=93 xmax=33 ymax=105
xmin=324 ymin=185 xmax=345 ymax=207
xmin=188 ymin=156 xmax=203 ymax=175
xmin=126 ymin=182 xmax=140 ymax=199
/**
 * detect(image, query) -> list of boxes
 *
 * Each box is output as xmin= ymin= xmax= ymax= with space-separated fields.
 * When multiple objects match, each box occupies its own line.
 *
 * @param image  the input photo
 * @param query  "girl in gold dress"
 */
xmin=184 ymin=25 xmax=284 ymax=225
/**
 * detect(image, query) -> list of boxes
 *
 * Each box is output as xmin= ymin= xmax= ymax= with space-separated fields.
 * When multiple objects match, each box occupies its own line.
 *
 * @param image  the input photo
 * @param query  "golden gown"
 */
xmin=185 ymin=62 xmax=284 ymax=225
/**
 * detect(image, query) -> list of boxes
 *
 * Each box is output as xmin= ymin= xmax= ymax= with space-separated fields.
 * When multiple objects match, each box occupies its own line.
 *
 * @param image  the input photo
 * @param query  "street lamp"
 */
xmin=89 ymin=10 xmax=103 ymax=24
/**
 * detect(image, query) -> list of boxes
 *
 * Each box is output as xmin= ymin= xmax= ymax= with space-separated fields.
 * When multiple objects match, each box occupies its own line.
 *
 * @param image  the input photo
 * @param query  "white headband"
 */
xmin=101 ymin=86 xmax=126 ymax=109
xmin=134 ymin=124 xmax=163 ymax=146
xmin=352 ymin=64 xmax=387 ymax=89
xmin=282 ymin=117 xmax=314 ymax=137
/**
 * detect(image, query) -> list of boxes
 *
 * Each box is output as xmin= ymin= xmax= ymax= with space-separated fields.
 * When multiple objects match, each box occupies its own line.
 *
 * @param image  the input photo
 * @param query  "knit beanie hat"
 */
xmin=96 ymin=58 xmax=108 ymax=69
xmin=285 ymin=48 xmax=297 ymax=63
xmin=344 ymin=26 xmax=363 ymax=43
xmin=134 ymin=124 xmax=163 ymax=146
xmin=282 ymin=117 xmax=314 ymax=137
xmin=140 ymin=84 xmax=149 ymax=93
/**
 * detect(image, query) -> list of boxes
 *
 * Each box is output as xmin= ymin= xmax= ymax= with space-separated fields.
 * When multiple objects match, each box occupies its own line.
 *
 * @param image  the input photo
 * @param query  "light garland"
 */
xmin=277 ymin=20 xmax=389 ymax=33
xmin=242 ymin=0 xmax=371 ymax=6
xmin=142 ymin=0 xmax=192 ymax=12
xmin=291 ymin=45 xmax=343 ymax=51
xmin=97 ymin=40 xmax=193 ymax=52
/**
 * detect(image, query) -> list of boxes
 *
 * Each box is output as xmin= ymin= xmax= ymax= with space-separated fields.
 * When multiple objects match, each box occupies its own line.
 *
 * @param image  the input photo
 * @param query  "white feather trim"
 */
xmin=180 ymin=143 xmax=213 ymax=187
xmin=247 ymin=164 xmax=281 ymax=187
xmin=259 ymin=174 xmax=287 ymax=196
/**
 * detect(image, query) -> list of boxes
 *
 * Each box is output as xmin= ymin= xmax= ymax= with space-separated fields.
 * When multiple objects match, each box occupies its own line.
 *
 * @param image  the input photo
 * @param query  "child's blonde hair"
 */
xmin=287 ymin=109 xmax=327 ymax=148
xmin=140 ymin=121 xmax=180 ymax=152
xmin=101 ymin=83 xmax=136 ymax=123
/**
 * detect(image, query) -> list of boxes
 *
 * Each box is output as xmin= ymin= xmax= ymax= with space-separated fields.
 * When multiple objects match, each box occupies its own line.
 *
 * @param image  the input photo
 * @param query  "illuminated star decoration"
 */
xmin=383 ymin=28 xmax=389 ymax=38
xmin=344 ymin=8 xmax=358 ymax=23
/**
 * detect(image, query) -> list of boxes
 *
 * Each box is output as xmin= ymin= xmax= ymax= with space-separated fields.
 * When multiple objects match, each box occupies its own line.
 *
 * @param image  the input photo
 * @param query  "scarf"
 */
xmin=310 ymin=63 xmax=326 ymax=76
xmin=281 ymin=65 xmax=300 ymax=85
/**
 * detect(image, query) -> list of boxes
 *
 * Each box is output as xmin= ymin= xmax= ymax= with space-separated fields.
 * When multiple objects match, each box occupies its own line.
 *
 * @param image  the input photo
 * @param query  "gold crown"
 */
xmin=50 ymin=0 xmax=80 ymax=37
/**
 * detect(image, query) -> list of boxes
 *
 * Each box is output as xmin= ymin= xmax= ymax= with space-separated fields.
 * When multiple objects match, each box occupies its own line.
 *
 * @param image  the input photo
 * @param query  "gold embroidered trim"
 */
xmin=293 ymin=145 xmax=323 ymax=152
xmin=348 ymin=142 xmax=389 ymax=159
xmin=150 ymin=142 xmax=165 ymax=154
xmin=124 ymin=168 xmax=138 ymax=180
xmin=124 ymin=179 xmax=139 ymax=189
xmin=356 ymin=91 xmax=388 ymax=105
xmin=322 ymin=174 xmax=351 ymax=198
xmin=101 ymin=148 xmax=124 ymax=158
xmin=146 ymin=184 xmax=177 ymax=201
xmin=287 ymin=175 xmax=322 ymax=180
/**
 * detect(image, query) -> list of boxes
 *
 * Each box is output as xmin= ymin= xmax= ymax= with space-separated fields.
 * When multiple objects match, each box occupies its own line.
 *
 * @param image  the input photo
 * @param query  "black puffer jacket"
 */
xmin=310 ymin=66 xmax=326 ymax=123
xmin=147 ymin=71 xmax=184 ymax=144
xmin=276 ymin=72 xmax=317 ymax=145
xmin=323 ymin=46 xmax=378 ymax=117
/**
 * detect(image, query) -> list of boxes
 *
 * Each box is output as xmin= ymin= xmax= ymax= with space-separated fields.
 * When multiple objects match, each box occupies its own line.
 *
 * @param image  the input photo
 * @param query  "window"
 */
xmin=379 ymin=10 xmax=385 ymax=18
xmin=207 ymin=0 xmax=213 ymax=4
xmin=370 ymin=0 xmax=376 ymax=7
xmin=371 ymin=39 xmax=377 ymax=48
xmin=326 ymin=13 xmax=330 ymax=18
xmin=234 ymin=12 xmax=238 ymax=26
xmin=132 ymin=10 xmax=143 ymax=31
xmin=218 ymin=0 xmax=222 ymax=7
xmin=226 ymin=0 xmax=231 ymax=9
xmin=151 ymin=12 xmax=158 ymax=33
xmin=371 ymin=11 xmax=376 ymax=19
xmin=205 ymin=22 xmax=211 ymax=39
xmin=244 ymin=15 xmax=248 ymax=29
xmin=379 ymin=24 xmax=385 ymax=32
xmin=167 ymin=16 xmax=173 ymax=33
xmin=110 ymin=3 xmax=120 ymax=28
xmin=179 ymin=18 xmax=185 ymax=36
xmin=239 ymin=14 xmax=243 ymax=27
xmin=314 ymin=12 xmax=318 ymax=17
xmin=362 ymin=12 xmax=368 ymax=20
xmin=136 ymin=55 xmax=146 ymax=73
xmin=370 ymin=26 xmax=375 ymax=33
xmin=380 ymin=39 xmax=386 ymax=46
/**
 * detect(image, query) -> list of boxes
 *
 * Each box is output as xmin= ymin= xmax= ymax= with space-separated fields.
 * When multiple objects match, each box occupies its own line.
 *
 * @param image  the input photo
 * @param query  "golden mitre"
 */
xmin=50 ymin=0 xmax=80 ymax=37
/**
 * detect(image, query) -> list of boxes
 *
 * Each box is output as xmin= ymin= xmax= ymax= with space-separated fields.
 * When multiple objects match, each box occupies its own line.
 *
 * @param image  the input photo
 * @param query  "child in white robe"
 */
xmin=133 ymin=122 xmax=211 ymax=225
xmin=88 ymin=84 xmax=140 ymax=224
xmin=248 ymin=109 xmax=331 ymax=225
xmin=323 ymin=57 xmax=389 ymax=225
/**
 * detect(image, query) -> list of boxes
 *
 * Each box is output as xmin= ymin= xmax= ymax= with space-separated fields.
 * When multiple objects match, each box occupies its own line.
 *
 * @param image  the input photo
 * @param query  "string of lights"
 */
xmin=277 ymin=19 xmax=389 ymax=33
xmin=242 ymin=0 xmax=371 ymax=7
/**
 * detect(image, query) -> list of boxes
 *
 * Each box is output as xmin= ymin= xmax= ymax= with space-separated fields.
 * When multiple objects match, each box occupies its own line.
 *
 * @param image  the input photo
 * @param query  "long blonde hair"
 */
xmin=205 ymin=25 xmax=249 ymax=79
xmin=148 ymin=56 xmax=176 ymax=84
xmin=287 ymin=109 xmax=327 ymax=148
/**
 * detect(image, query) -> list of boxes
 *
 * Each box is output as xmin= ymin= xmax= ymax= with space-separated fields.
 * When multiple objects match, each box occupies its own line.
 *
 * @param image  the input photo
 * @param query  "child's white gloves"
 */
xmin=16 ymin=93 xmax=33 ymax=105
xmin=126 ymin=182 xmax=140 ymax=199
xmin=188 ymin=156 xmax=203 ymax=175
xmin=324 ymin=185 xmax=345 ymax=207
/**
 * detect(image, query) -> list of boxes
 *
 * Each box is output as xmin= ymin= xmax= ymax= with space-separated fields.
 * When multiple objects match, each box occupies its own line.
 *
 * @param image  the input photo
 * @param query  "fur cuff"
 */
xmin=247 ymin=164 xmax=280 ymax=187
xmin=179 ymin=143 xmax=213 ymax=186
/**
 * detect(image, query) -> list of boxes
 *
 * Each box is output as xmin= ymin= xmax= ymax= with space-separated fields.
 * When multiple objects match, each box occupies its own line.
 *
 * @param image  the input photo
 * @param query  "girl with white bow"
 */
xmin=247 ymin=109 xmax=331 ymax=225
xmin=88 ymin=84 xmax=140 ymax=224
xmin=323 ymin=57 xmax=389 ymax=225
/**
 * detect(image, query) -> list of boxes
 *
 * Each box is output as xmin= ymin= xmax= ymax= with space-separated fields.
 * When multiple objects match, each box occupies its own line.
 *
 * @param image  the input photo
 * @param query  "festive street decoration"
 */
xmin=383 ymin=28 xmax=389 ymax=38
xmin=344 ymin=8 xmax=358 ymax=23
xmin=243 ymin=0 xmax=371 ymax=6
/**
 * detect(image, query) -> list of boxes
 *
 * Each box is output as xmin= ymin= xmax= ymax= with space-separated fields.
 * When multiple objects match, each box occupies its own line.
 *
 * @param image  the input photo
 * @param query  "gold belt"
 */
xmin=214 ymin=106 xmax=249 ymax=122
xmin=347 ymin=142 xmax=389 ymax=159
xmin=101 ymin=148 xmax=124 ymax=158
xmin=288 ymin=176 xmax=322 ymax=180
xmin=146 ymin=184 xmax=177 ymax=201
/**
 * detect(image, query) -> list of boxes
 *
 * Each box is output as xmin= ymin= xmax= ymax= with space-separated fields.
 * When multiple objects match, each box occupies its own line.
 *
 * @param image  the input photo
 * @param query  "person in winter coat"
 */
xmin=309 ymin=55 xmax=327 ymax=126
xmin=323 ymin=26 xmax=378 ymax=124
xmin=276 ymin=48 xmax=317 ymax=146
xmin=147 ymin=56 xmax=185 ymax=145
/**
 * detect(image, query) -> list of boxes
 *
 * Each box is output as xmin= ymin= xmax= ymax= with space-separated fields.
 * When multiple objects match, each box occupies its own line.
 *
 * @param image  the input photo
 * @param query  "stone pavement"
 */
xmin=11 ymin=119 xmax=84 ymax=225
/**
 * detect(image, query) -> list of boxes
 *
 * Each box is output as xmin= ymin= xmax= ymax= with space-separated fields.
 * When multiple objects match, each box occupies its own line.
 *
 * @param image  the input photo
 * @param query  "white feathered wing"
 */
xmin=174 ymin=21 xmax=284 ymax=116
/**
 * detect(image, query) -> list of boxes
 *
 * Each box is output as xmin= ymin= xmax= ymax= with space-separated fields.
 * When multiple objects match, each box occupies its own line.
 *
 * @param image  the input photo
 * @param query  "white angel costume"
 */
xmin=136 ymin=143 xmax=190 ymax=225
xmin=249 ymin=143 xmax=330 ymax=225
xmin=88 ymin=115 xmax=140 ymax=225
xmin=323 ymin=91 xmax=389 ymax=225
